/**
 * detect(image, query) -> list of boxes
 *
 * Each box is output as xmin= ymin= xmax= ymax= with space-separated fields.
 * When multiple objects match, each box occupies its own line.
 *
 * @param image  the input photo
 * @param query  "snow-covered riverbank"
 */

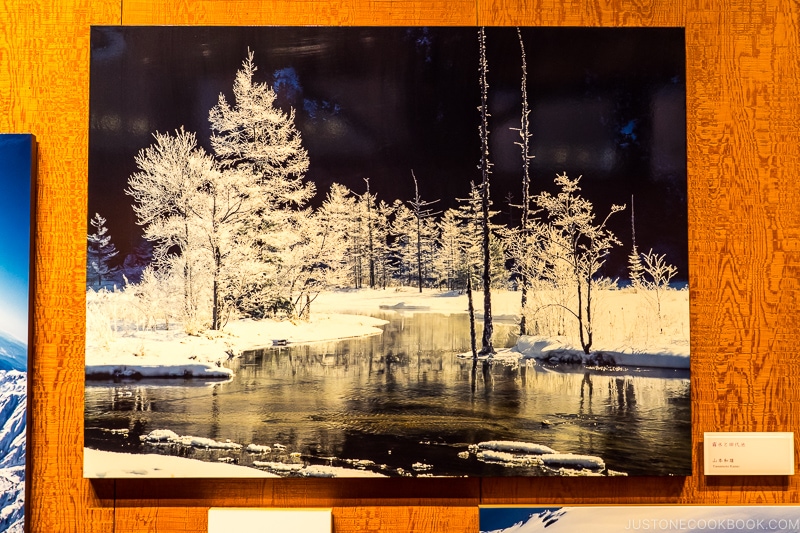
xmin=86 ymin=285 xmax=689 ymax=378
xmin=85 ymin=310 xmax=387 ymax=379
xmin=513 ymin=335 xmax=690 ymax=369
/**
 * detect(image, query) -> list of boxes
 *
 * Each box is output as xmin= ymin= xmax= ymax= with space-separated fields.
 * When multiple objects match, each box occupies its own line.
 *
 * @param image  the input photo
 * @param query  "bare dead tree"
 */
xmin=513 ymin=27 xmax=535 ymax=336
xmin=478 ymin=27 xmax=495 ymax=355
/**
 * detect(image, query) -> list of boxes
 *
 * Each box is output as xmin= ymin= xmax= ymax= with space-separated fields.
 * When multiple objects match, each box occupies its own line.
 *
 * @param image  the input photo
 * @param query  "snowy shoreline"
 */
xmin=86 ymin=286 xmax=690 ymax=379
xmin=85 ymin=435 xmax=615 ymax=478
xmin=85 ymin=310 xmax=389 ymax=379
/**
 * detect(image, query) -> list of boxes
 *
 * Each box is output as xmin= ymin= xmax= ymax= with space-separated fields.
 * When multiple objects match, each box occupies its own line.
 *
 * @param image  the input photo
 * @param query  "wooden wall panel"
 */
xmin=476 ymin=0 xmax=684 ymax=26
xmin=4 ymin=0 xmax=800 ymax=530
xmin=120 ymin=0 xmax=478 ymax=26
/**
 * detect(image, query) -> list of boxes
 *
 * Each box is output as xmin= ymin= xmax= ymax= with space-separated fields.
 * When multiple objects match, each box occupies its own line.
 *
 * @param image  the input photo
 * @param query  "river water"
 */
xmin=85 ymin=312 xmax=691 ymax=477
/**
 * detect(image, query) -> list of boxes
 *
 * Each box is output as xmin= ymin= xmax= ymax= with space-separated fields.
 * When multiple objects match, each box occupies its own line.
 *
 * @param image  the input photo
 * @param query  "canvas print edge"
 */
xmin=84 ymin=26 xmax=689 ymax=479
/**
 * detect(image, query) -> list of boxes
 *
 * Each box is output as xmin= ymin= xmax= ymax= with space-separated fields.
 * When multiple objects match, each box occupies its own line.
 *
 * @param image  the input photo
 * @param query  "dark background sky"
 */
xmin=89 ymin=26 xmax=687 ymax=281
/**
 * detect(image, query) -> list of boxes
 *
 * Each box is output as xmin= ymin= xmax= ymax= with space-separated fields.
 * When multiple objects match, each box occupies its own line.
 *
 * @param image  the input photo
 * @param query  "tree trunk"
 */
xmin=417 ymin=214 xmax=423 ymax=293
xmin=211 ymin=245 xmax=221 ymax=330
xmin=478 ymin=27 xmax=494 ymax=355
xmin=467 ymin=271 xmax=477 ymax=360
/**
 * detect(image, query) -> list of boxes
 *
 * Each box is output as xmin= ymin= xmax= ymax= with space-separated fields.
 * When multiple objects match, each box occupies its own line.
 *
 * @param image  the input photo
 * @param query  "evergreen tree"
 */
xmin=208 ymin=50 xmax=314 ymax=315
xmin=87 ymin=212 xmax=119 ymax=289
xmin=408 ymin=171 xmax=440 ymax=292
xmin=628 ymin=194 xmax=645 ymax=289
xmin=435 ymin=209 xmax=463 ymax=291
xmin=390 ymin=200 xmax=416 ymax=286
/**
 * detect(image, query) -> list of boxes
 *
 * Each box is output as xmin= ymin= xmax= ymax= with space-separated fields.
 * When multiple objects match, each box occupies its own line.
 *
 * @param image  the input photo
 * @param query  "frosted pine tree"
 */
xmin=358 ymin=179 xmax=378 ymax=289
xmin=627 ymin=194 xmax=645 ymax=290
xmin=87 ymin=212 xmax=119 ymax=289
xmin=209 ymin=50 xmax=310 ymax=202
xmin=373 ymin=200 xmax=395 ymax=289
xmin=208 ymin=50 xmax=314 ymax=313
xmin=390 ymin=200 xmax=417 ymax=286
xmin=435 ymin=209 xmax=463 ymax=291
xmin=317 ymin=183 xmax=359 ymax=288
xmin=408 ymin=171 xmax=440 ymax=292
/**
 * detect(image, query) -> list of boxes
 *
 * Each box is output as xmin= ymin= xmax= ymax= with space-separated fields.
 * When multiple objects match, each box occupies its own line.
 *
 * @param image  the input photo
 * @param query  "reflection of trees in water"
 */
xmin=104 ymin=385 xmax=156 ymax=412
xmin=607 ymin=377 xmax=637 ymax=411
xmin=579 ymin=371 xmax=593 ymax=416
xmin=87 ymin=312 xmax=691 ymax=476
xmin=469 ymin=359 xmax=494 ymax=396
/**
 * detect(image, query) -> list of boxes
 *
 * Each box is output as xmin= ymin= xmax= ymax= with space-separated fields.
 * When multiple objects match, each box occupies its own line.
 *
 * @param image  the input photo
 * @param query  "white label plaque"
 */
xmin=208 ymin=508 xmax=331 ymax=533
xmin=704 ymin=432 xmax=794 ymax=475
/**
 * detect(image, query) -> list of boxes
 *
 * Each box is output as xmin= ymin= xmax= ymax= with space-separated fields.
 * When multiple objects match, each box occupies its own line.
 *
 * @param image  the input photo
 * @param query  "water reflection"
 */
xmin=85 ymin=312 xmax=691 ymax=476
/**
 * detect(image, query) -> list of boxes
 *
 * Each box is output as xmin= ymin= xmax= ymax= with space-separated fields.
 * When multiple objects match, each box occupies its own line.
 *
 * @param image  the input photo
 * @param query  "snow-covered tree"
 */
xmin=389 ymin=200 xmax=417 ymax=286
xmin=534 ymin=173 xmax=626 ymax=354
xmin=511 ymin=27 xmax=536 ymax=335
xmin=209 ymin=50 xmax=311 ymax=205
xmin=209 ymin=50 xmax=314 ymax=315
xmin=318 ymin=183 xmax=359 ymax=287
xmin=435 ymin=209 xmax=463 ymax=291
xmin=373 ymin=200 xmax=395 ymax=289
xmin=282 ymin=207 xmax=347 ymax=318
xmin=477 ymin=27 xmax=495 ymax=355
xmin=87 ymin=212 xmax=119 ymax=289
xmin=639 ymin=248 xmax=678 ymax=333
xmin=360 ymin=178 xmax=378 ymax=288
xmin=126 ymin=128 xmax=212 ymax=330
xmin=408 ymin=171 xmax=440 ymax=292
xmin=627 ymin=195 xmax=644 ymax=289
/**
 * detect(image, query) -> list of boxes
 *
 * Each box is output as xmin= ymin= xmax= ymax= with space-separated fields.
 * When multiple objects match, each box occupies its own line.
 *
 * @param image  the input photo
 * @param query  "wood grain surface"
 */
xmin=1 ymin=0 xmax=799 ymax=531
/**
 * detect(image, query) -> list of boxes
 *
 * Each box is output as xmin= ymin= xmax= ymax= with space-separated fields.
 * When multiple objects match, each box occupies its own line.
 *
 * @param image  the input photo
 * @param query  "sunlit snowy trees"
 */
xmin=103 ymin=32 xmax=684 ymax=357
xmin=126 ymin=128 xmax=216 ymax=331
xmin=533 ymin=173 xmax=626 ymax=354
xmin=408 ymin=172 xmax=440 ymax=292
xmin=124 ymin=51 xmax=319 ymax=331
xmin=209 ymin=50 xmax=314 ymax=320
xmin=638 ymin=249 xmax=678 ymax=333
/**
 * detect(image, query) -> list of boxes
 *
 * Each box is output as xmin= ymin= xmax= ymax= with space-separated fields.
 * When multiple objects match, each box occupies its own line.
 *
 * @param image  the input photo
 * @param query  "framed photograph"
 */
xmin=480 ymin=506 xmax=800 ymax=533
xmin=85 ymin=26 xmax=688 ymax=478
xmin=0 ymin=134 xmax=35 ymax=532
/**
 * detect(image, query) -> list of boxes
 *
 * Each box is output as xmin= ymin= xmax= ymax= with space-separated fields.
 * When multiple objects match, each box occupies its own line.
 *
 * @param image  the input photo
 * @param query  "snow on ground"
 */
xmin=84 ymin=448 xmax=278 ymax=478
xmin=514 ymin=335 xmax=689 ymax=369
xmin=312 ymin=286 xmax=523 ymax=316
xmin=469 ymin=440 xmax=608 ymax=474
xmin=87 ymin=286 xmax=689 ymax=378
xmin=302 ymin=465 xmax=386 ymax=478
xmin=85 ymin=448 xmax=387 ymax=478
xmin=85 ymin=307 xmax=387 ymax=379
